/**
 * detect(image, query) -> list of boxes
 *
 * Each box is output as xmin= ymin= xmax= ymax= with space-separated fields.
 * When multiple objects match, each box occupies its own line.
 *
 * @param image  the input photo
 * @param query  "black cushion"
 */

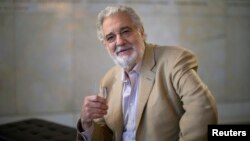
xmin=0 ymin=118 xmax=76 ymax=141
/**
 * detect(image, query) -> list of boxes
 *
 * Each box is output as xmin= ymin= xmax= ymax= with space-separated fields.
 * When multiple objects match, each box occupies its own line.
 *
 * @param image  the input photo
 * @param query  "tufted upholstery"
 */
xmin=0 ymin=118 xmax=76 ymax=141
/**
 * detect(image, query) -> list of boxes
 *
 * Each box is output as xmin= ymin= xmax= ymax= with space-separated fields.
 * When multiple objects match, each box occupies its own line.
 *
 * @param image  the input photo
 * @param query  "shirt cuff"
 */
xmin=80 ymin=124 xmax=94 ymax=141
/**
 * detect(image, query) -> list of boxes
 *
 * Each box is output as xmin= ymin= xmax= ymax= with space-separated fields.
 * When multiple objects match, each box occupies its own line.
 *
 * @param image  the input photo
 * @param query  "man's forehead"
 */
xmin=102 ymin=13 xmax=134 ymax=34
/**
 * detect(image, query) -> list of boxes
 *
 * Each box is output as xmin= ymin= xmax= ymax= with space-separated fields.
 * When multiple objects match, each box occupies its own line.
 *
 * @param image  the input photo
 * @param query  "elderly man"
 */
xmin=76 ymin=5 xmax=217 ymax=141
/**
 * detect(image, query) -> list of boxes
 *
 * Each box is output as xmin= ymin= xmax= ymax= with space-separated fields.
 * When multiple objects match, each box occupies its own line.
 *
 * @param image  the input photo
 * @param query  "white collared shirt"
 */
xmin=122 ymin=66 xmax=140 ymax=141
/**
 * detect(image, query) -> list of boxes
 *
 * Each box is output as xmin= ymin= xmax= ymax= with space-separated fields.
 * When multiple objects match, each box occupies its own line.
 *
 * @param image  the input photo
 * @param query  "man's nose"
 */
xmin=116 ymin=34 xmax=126 ymax=46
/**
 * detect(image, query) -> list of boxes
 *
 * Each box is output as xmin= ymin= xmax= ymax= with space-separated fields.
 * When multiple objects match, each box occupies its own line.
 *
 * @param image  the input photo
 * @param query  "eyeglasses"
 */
xmin=104 ymin=26 xmax=135 ymax=43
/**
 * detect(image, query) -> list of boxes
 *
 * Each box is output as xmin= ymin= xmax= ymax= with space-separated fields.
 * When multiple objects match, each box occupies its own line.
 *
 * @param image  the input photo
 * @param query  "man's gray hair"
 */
xmin=96 ymin=5 xmax=144 ymax=41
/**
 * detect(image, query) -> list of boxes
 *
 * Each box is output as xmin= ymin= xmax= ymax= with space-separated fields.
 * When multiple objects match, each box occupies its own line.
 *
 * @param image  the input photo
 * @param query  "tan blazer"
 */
xmin=77 ymin=44 xmax=218 ymax=141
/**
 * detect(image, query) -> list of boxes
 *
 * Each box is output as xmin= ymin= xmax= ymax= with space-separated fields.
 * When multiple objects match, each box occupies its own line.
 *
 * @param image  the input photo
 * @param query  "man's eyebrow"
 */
xmin=120 ymin=26 xmax=132 ymax=30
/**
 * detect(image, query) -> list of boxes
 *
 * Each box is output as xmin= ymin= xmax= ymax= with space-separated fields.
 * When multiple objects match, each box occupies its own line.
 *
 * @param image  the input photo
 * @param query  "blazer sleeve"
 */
xmin=170 ymin=49 xmax=218 ymax=141
xmin=76 ymin=118 xmax=113 ymax=141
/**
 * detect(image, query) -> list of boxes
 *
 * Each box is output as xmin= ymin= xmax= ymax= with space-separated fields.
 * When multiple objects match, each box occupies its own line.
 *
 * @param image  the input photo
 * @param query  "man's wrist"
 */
xmin=81 ymin=119 xmax=93 ymax=131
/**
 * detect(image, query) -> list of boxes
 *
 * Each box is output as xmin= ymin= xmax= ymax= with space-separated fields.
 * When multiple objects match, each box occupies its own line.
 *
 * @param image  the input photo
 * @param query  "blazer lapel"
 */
xmin=105 ymin=69 xmax=123 ymax=140
xmin=136 ymin=44 xmax=156 ymax=131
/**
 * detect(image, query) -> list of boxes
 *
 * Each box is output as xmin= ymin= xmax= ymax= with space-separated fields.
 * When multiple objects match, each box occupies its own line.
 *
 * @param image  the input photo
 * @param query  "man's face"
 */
xmin=101 ymin=12 xmax=145 ymax=70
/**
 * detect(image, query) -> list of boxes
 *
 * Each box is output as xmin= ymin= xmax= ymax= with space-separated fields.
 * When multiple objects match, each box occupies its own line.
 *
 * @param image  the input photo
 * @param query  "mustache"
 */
xmin=115 ymin=45 xmax=134 ymax=55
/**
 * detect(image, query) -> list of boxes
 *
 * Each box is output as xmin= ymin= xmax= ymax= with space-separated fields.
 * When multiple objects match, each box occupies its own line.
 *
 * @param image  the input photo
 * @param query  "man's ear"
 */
xmin=139 ymin=26 xmax=145 ymax=39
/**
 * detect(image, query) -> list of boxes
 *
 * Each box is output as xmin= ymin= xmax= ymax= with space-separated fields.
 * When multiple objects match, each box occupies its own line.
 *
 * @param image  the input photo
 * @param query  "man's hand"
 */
xmin=80 ymin=95 xmax=108 ymax=130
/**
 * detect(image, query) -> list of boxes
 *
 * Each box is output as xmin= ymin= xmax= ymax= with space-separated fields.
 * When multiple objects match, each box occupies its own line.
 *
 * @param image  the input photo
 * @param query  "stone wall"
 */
xmin=0 ymin=0 xmax=249 ymax=126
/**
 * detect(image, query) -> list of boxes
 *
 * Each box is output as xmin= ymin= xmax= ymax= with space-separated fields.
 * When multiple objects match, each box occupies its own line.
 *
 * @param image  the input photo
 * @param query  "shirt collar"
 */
xmin=122 ymin=61 xmax=142 ymax=82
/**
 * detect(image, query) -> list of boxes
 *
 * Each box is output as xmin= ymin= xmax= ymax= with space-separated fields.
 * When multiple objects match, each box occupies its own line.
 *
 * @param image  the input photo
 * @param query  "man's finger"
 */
xmin=86 ymin=95 xmax=107 ymax=104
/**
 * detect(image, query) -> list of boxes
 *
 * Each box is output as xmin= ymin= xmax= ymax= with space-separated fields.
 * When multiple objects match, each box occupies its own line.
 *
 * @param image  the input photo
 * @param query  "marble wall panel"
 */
xmin=0 ymin=12 xmax=17 ymax=115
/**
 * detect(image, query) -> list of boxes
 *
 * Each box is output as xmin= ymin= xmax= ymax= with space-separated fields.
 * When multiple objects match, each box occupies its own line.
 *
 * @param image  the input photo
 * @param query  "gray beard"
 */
xmin=110 ymin=44 xmax=145 ymax=70
xmin=112 ymin=51 xmax=137 ymax=69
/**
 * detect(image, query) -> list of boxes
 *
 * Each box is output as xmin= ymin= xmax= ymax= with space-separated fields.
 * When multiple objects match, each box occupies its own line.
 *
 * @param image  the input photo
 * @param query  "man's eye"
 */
xmin=121 ymin=29 xmax=132 ymax=35
xmin=106 ymin=36 xmax=115 ymax=42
